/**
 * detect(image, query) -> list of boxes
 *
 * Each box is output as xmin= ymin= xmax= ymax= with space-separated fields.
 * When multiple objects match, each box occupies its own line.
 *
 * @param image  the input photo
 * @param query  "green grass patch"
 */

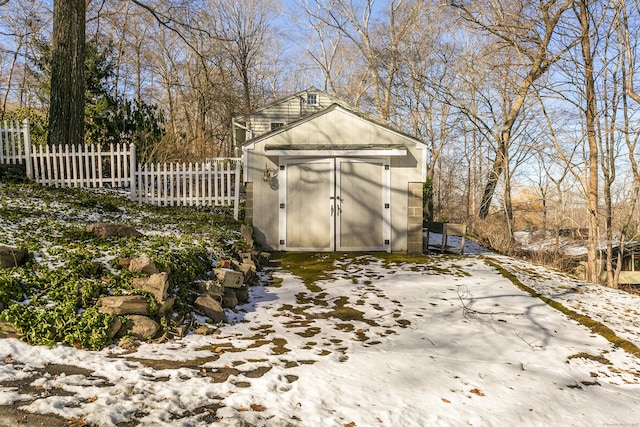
xmin=327 ymin=296 xmax=378 ymax=326
xmin=272 ymin=252 xmax=434 ymax=287
xmin=567 ymin=352 xmax=612 ymax=365
xmin=269 ymin=252 xmax=345 ymax=291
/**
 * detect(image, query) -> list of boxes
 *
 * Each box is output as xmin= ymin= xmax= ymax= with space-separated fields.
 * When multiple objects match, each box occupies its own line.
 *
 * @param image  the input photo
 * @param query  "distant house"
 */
xmin=234 ymin=88 xmax=427 ymax=254
xmin=599 ymin=242 xmax=640 ymax=285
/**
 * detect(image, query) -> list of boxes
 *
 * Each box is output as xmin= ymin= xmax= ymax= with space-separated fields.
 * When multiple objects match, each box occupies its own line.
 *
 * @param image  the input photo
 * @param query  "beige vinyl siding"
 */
xmin=248 ymin=95 xmax=330 ymax=137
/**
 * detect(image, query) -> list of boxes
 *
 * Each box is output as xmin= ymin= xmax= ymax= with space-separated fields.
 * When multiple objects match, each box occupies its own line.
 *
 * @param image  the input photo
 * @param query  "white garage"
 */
xmin=237 ymin=90 xmax=426 ymax=254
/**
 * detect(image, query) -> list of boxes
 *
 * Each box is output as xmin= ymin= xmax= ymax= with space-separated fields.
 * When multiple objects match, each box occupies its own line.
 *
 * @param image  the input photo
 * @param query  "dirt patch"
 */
xmin=126 ymin=355 xmax=221 ymax=370
xmin=204 ymin=364 xmax=273 ymax=383
xmin=0 ymin=363 xmax=111 ymax=403
xmin=0 ymin=405 xmax=68 ymax=427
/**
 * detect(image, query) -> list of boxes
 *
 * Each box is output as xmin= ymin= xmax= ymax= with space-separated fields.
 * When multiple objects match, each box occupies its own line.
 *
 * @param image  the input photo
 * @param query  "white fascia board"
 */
xmin=266 ymin=148 xmax=407 ymax=157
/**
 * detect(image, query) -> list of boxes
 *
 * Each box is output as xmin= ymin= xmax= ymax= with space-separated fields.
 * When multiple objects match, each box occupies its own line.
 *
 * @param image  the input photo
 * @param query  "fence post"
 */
xmin=22 ymin=118 xmax=34 ymax=180
xmin=234 ymin=160 xmax=241 ymax=220
xmin=129 ymin=143 xmax=136 ymax=200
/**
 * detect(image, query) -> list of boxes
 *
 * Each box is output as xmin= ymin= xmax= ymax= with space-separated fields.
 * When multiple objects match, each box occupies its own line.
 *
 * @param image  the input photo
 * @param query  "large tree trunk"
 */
xmin=479 ymin=141 xmax=506 ymax=219
xmin=578 ymin=0 xmax=599 ymax=283
xmin=48 ymin=0 xmax=86 ymax=146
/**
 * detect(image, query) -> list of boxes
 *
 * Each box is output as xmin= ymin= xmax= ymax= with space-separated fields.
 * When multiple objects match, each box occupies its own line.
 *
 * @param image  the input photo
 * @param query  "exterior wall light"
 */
xmin=263 ymin=163 xmax=277 ymax=182
xmin=263 ymin=163 xmax=271 ymax=182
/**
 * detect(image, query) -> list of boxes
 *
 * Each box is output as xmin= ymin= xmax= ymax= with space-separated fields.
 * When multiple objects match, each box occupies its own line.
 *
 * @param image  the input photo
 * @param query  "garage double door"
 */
xmin=279 ymin=158 xmax=390 ymax=252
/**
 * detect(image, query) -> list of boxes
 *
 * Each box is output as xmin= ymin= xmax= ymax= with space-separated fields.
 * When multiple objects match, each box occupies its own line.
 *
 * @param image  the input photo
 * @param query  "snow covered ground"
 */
xmin=1 ymin=238 xmax=640 ymax=426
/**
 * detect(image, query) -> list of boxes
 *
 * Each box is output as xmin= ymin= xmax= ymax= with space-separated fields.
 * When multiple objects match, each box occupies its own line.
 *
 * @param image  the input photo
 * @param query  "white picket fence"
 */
xmin=135 ymin=161 xmax=241 ymax=215
xmin=0 ymin=119 xmax=242 ymax=219
xmin=31 ymin=142 xmax=134 ymax=188
xmin=0 ymin=119 xmax=30 ymax=166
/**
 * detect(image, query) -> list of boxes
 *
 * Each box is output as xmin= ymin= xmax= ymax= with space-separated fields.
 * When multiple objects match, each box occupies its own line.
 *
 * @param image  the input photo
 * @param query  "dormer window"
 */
xmin=271 ymin=122 xmax=284 ymax=131
xmin=306 ymin=93 xmax=318 ymax=106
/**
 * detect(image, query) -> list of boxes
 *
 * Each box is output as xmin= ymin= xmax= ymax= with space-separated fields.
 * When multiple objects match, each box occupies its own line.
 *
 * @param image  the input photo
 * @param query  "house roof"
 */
xmin=233 ymin=87 xmax=341 ymax=121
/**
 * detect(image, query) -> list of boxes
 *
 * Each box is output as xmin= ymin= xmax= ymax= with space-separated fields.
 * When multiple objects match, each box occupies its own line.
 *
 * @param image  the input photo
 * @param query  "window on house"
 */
xmin=307 ymin=93 xmax=318 ymax=105
xmin=271 ymin=122 xmax=284 ymax=131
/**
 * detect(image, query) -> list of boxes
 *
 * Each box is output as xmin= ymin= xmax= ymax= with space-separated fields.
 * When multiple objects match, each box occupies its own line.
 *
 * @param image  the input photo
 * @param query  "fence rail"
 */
xmin=0 ymin=119 xmax=242 ymax=219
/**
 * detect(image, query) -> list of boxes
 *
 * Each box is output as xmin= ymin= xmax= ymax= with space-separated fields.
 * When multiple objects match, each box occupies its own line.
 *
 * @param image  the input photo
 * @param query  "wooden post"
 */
xmin=169 ymin=162 xmax=175 ymax=206
xmin=22 ymin=118 xmax=34 ymax=180
xmin=182 ymin=162 xmax=187 ymax=206
xmin=234 ymin=160 xmax=241 ymax=220
xmin=64 ymin=144 xmax=71 ymax=187
xmin=37 ymin=144 xmax=45 ymax=183
xmin=71 ymin=144 xmax=78 ymax=186
xmin=129 ymin=143 xmax=136 ymax=201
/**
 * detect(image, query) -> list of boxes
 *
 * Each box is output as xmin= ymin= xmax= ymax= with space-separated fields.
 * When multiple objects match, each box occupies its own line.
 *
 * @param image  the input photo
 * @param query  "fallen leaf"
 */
xmin=345 ymin=422 xmax=356 ymax=427
xmin=64 ymin=417 xmax=88 ymax=427
xmin=86 ymin=395 xmax=98 ymax=403
xmin=291 ymin=415 xmax=301 ymax=421
xmin=238 ymin=407 xmax=248 ymax=412
xmin=470 ymin=388 xmax=485 ymax=396
xmin=250 ymin=403 xmax=265 ymax=412
xmin=4 ymin=354 xmax=11 ymax=364
xmin=442 ymin=398 xmax=451 ymax=403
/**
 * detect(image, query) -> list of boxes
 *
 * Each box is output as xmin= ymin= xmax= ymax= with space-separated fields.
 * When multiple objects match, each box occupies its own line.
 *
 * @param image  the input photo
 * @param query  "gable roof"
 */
xmin=233 ymin=87 xmax=341 ymax=121
xmin=242 ymin=102 xmax=425 ymax=148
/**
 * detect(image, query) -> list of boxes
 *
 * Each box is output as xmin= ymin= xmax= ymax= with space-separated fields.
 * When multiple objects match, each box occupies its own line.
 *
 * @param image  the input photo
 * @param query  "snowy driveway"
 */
xmin=1 ymin=253 xmax=640 ymax=426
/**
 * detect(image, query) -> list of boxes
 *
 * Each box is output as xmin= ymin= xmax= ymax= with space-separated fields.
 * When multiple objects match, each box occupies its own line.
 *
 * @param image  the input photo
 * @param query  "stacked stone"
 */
xmin=1 ymin=223 xmax=267 ymax=345
xmin=97 ymin=255 xmax=171 ymax=340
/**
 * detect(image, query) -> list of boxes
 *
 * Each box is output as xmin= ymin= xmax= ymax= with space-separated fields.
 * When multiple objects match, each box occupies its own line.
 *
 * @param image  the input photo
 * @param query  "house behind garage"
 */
xmin=233 ymin=88 xmax=427 ymax=254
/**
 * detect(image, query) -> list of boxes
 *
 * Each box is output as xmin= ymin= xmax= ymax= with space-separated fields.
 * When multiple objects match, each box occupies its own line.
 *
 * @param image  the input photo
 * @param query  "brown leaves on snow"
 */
xmin=469 ymin=388 xmax=485 ymax=396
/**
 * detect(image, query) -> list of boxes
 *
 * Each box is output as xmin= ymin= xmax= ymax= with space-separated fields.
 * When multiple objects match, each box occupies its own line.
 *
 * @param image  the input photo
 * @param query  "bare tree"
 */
xmin=302 ymin=0 xmax=429 ymax=123
xmin=440 ymin=34 xmax=542 ymax=235
xmin=574 ymin=0 xmax=600 ymax=283
xmin=296 ymin=2 xmax=360 ymax=95
xmin=608 ymin=0 xmax=640 ymax=286
xmin=0 ymin=0 xmax=49 ymax=112
xmin=451 ymin=0 xmax=576 ymax=220
xmin=531 ymin=83 xmax=579 ymax=256
xmin=394 ymin=2 xmax=458 ymax=221
xmin=210 ymin=0 xmax=277 ymax=112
